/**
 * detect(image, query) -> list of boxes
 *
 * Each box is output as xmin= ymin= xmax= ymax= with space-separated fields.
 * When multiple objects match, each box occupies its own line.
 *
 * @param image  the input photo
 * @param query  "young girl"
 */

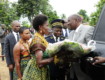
xmin=13 ymin=27 xmax=31 ymax=80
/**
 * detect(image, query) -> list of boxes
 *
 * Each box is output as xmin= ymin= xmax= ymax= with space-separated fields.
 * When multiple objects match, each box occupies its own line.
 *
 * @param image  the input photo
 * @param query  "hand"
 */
xmin=49 ymin=57 xmax=54 ymax=62
xmin=17 ymin=78 xmax=22 ymax=80
xmin=38 ymin=57 xmax=54 ymax=68
xmin=92 ymin=57 xmax=105 ymax=65
xmin=54 ymin=56 xmax=59 ymax=64
xmin=8 ymin=64 xmax=14 ymax=71
xmin=0 ymin=55 xmax=5 ymax=57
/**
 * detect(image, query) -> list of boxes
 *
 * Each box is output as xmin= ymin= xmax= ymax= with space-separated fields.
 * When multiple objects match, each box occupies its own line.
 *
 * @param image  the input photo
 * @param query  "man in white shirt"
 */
xmin=68 ymin=15 xmax=94 ymax=45
xmin=67 ymin=14 xmax=94 ymax=80
xmin=62 ymin=19 xmax=71 ymax=38
xmin=4 ymin=20 xmax=20 ymax=80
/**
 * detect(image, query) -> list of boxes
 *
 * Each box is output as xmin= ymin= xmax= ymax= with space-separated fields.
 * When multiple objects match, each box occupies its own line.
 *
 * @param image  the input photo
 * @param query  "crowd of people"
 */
xmin=0 ymin=14 xmax=105 ymax=80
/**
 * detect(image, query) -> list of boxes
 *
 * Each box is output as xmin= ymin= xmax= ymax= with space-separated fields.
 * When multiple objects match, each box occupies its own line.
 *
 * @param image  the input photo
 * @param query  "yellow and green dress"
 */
xmin=22 ymin=32 xmax=50 ymax=80
xmin=13 ymin=49 xmax=31 ymax=80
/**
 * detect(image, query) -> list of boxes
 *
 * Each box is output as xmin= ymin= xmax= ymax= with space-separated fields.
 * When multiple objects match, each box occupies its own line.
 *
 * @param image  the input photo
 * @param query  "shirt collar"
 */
xmin=52 ymin=34 xmax=56 ymax=40
xmin=52 ymin=34 xmax=60 ymax=42
xmin=75 ymin=24 xmax=83 ymax=32
xmin=12 ymin=31 xmax=19 ymax=34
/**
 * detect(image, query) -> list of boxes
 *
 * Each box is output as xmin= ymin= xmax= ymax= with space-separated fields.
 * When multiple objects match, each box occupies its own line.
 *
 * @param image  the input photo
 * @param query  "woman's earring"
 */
xmin=40 ymin=30 xmax=42 ymax=34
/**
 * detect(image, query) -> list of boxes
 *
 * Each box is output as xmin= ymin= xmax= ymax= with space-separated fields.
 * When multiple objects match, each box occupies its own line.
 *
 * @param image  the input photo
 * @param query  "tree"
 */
xmin=78 ymin=9 xmax=89 ymax=23
xmin=17 ymin=0 xmax=59 ymax=23
xmin=45 ymin=10 xmax=59 ymax=23
xmin=22 ymin=21 xmax=31 ymax=28
xmin=89 ymin=0 xmax=105 ymax=26
xmin=0 ymin=0 xmax=8 ymax=3
xmin=0 ymin=1 xmax=19 ymax=27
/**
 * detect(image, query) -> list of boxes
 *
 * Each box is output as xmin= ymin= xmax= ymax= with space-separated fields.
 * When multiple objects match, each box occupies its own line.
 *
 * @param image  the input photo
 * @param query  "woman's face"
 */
xmin=21 ymin=29 xmax=31 ymax=40
xmin=40 ymin=21 xmax=50 ymax=35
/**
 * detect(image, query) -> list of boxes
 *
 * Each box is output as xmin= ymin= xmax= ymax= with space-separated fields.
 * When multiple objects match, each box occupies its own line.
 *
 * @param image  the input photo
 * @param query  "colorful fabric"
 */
xmin=13 ymin=41 xmax=30 ymax=80
xmin=13 ymin=59 xmax=30 ymax=80
xmin=19 ymin=39 xmax=30 ymax=58
xmin=22 ymin=32 xmax=50 ymax=80
xmin=30 ymin=32 xmax=48 ymax=49
xmin=20 ymin=50 xmax=30 ymax=58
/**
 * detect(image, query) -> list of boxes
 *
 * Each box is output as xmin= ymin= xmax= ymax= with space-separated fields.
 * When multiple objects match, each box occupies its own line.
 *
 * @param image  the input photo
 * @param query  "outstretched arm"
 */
xmin=93 ymin=57 xmax=105 ymax=65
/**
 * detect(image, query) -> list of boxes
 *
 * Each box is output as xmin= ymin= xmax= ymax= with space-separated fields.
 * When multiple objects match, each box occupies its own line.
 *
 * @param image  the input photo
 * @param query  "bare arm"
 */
xmin=35 ymin=50 xmax=53 ymax=67
xmin=13 ymin=43 xmax=22 ymax=79
xmin=0 ymin=55 xmax=5 ymax=57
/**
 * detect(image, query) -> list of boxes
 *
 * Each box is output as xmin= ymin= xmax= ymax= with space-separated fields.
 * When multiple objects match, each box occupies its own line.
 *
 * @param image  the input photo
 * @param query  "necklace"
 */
xmin=19 ymin=39 xmax=30 ymax=53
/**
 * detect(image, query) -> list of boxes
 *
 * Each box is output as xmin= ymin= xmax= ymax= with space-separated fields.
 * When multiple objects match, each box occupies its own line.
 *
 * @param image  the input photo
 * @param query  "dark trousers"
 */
xmin=49 ymin=62 xmax=57 ymax=80
xmin=82 ymin=63 xmax=105 ymax=80
xmin=79 ymin=56 xmax=105 ymax=80
xmin=49 ymin=62 xmax=65 ymax=80
xmin=9 ymin=70 xmax=13 ymax=80
xmin=1 ymin=43 xmax=5 ymax=61
xmin=56 ymin=66 xmax=65 ymax=80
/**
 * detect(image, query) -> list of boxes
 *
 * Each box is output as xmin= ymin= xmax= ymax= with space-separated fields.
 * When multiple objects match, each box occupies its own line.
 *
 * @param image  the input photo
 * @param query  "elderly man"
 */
xmin=4 ymin=21 xmax=20 ymax=80
xmin=67 ymin=14 xmax=94 ymax=80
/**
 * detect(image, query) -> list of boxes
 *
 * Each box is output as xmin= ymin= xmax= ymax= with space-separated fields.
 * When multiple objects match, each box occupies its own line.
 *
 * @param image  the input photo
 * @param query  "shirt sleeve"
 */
xmin=30 ymin=36 xmax=46 ymax=54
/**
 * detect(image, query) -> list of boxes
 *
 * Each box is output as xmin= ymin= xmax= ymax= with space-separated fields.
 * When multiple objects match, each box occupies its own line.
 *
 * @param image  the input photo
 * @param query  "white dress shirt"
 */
xmin=62 ymin=28 xmax=70 ymax=38
xmin=12 ymin=31 xmax=19 ymax=42
xmin=52 ymin=34 xmax=60 ymax=42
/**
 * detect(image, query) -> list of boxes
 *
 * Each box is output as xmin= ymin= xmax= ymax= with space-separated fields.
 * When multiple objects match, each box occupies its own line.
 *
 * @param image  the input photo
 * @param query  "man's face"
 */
xmin=63 ymin=22 xmax=68 ymax=29
xmin=53 ymin=27 xmax=62 ymax=37
xmin=67 ymin=17 xmax=77 ymax=30
xmin=12 ymin=22 xmax=21 ymax=32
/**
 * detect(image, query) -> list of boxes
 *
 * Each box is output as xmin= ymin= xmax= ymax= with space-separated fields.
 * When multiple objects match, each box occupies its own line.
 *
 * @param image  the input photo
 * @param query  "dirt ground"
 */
xmin=0 ymin=44 xmax=9 ymax=80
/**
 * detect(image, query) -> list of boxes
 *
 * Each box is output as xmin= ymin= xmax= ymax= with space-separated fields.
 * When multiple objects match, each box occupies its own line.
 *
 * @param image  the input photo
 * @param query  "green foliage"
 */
xmin=89 ymin=0 xmax=105 ymax=26
xmin=0 ymin=0 xmax=59 ymax=28
xmin=0 ymin=1 xmax=19 ymax=27
xmin=22 ymin=21 xmax=31 ymax=28
xmin=45 ymin=11 xmax=59 ymax=24
xmin=78 ymin=9 xmax=89 ymax=23
xmin=17 ymin=0 xmax=59 ymax=23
